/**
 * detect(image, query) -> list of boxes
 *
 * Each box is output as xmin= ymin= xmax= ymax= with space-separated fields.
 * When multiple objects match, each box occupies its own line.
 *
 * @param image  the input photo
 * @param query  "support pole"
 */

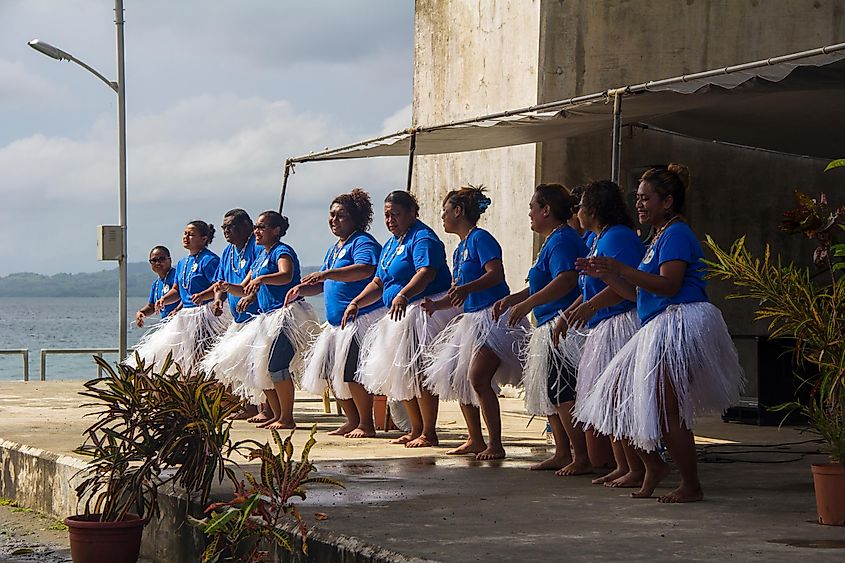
xmin=115 ymin=0 xmax=128 ymax=361
xmin=610 ymin=92 xmax=623 ymax=184
xmin=405 ymin=130 xmax=417 ymax=192
xmin=279 ymin=160 xmax=292 ymax=213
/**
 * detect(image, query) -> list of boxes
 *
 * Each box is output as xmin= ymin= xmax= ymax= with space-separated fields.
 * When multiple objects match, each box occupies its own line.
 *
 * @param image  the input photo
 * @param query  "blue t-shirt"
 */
xmin=148 ymin=268 xmax=178 ymax=318
xmin=583 ymin=230 xmax=596 ymax=247
xmin=252 ymin=242 xmax=302 ymax=313
xmin=528 ymin=225 xmax=587 ymax=326
xmin=637 ymin=221 xmax=708 ymax=325
xmin=580 ymin=225 xmax=645 ymax=328
xmin=322 ymin=231 xmax=383 ymax=326
xmin=453 ymin=228 xmax=510 ymax=313
xmin=176 ymin=249 xmax=219 ymax=308
xmin=215 ymin=236 xmax=261 ymax=323
xmin=375 ymin=220 xmax=452 ymax=307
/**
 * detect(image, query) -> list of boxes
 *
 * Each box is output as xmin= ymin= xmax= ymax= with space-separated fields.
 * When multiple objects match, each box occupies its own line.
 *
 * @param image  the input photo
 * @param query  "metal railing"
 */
xmin=0 ymin=349 xmax=29 ymax=381
xmin=39 ymin=348 xmax=119 ymax=381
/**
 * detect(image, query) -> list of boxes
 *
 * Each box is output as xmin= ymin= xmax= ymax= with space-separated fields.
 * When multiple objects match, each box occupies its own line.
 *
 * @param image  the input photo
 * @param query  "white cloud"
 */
xmin=380 ymin=103 xmax=412 ymax=135
xmin=0 ymin=57 xmax=56 ymax=103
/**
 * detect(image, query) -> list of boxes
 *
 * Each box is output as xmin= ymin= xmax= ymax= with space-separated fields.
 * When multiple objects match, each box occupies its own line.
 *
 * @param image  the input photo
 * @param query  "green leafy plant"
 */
xmin=73 ymin=355 xmax=240 ymax=523
xmin=190 ymin=425 xmax=344 ymax=563
xmin=704 ymin=159 xmax=845 ymax=463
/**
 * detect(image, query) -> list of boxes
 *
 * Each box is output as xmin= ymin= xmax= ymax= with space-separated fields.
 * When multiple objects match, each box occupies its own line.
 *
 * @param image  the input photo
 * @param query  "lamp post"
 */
xmin=28 ymin=0 xmax=129 ymax=360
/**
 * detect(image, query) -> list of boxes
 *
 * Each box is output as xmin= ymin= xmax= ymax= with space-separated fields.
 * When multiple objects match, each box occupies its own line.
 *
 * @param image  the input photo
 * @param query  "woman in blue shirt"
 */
xmin=221 ymin=211 xmax=319 ymax=431
xmin=553 ymin=180 xmax=645 ymax=488
xmin=344 ymin=190 xmax=456 ymax=448
xmin=423 ymin=186 xmax=528 ymax=461
xmin=578 ymin=164 xmax=743 ymax=503
xmin=290 ymin=189 xmax=385 ymax=438
xmin=134 ymin=245 xmax=179 ymax=327
xmin=129 ymin=221 xmax=230 ymax=374
xmin=492 ymin=184 xmax=589 ymax=474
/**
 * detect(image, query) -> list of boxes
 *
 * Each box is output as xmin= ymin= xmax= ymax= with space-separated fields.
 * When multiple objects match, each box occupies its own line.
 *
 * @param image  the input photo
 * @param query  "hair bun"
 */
xmin=667 ymin=163 xmax=690 ymax=190
xmin=478 ymin=194 xmax=492 ymax=213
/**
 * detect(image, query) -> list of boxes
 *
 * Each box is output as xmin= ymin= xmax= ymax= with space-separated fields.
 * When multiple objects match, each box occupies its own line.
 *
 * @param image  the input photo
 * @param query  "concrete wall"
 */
xmin=413 ymin=0 xmax=542 ymax=287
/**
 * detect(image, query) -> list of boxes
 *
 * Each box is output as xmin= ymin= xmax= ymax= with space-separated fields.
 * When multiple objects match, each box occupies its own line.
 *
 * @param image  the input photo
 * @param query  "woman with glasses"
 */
xmin=129 ymin=221 xmax=230 ymax=373
xmin=219 ymin=211 xmax=319 ymax=430
xmin=134 ymin=245 xmax=180 ymax=328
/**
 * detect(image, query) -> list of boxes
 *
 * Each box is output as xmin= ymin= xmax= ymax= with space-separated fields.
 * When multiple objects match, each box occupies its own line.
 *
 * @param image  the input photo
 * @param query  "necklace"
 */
xmin=180 ymin=254 xmax=197 ymax=290
xmin=230 ymin=238 xmax=251 ymax=273
xmin=646 ymin=215 xmax=682 ymax=251
xmin=453 ymin=228 xmax=475 ymax=285
xmin=380 ymin=232 xmax=407 ymax=270
xmin=327 ymin=231 xmax=358 ymax=269
xmin=534 ymin=224 xmax=566 ymax=267
xmin=588 ymin=225 xmax=610 ymax=258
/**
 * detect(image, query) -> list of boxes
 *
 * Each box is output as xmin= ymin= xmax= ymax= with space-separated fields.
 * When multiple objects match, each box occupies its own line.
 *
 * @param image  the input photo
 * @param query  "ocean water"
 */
xmin=0 ymin=295 xmax=326 ymax=381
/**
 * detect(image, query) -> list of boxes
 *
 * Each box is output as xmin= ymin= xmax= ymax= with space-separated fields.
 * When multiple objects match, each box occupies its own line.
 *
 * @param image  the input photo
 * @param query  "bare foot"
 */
xmin=530 ymin=454 xmax=572 ymax=471
xmin=345 ymin=426 xmax=376 ymax=439
xmin=555 ymin=459 xmax=592 ymax=476
xmin=592 ymin=466 xmax=628 ymax=485
xmin=406 ymin=433 xmax=438 ymax=448
xmin=659 ymin=483 xmax=703 ymax=503
xmin=606 ymin=470 xmax=644 ymax=488
xmin=390 ymin=433 xmax=417 ymax=445
xmin=248 ymin=412 xmax=272 ymax=424
xmin=446 ymin=440 xmax=487 ymax=455
xmin=257 ymin=416 xmax=279 ymax=429
xmin=327 ymin=422 xmax=358 ymax=436
xmin=475 ymin=446 xmax=506 ymax=461
xmin=265 ymin=420 xmax=296 ymax=430
xmin=631 ymin=463 xmax=670 ymax=498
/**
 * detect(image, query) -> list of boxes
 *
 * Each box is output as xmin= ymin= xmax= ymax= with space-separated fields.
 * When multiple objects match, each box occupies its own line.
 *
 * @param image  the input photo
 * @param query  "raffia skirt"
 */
xmin=202 ymin=300 xmax=320 ymax=405
xmin=126 ymin=303 xmax=231 ymax=374
xmin=300 ymin=307 xmax=386 ymax=400
xmin=522 ymin=315 xmax=587 ymax=416
xmin=200 ymin=316 xmax=257 ymax=388
xmin=423 ymin=306 xmax=530 ymax=407
xmin=358 ymin=292 xmax=458 ymax=402
xmin=574 ymin=302 xmax=745 ymax=452
xmin=574 ymin=309 xmax=641 ymax=402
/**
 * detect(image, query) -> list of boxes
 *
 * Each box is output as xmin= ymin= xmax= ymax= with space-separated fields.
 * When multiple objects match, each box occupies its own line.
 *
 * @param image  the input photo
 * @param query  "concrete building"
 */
xmin=411 ymin=0 xmax=844 ymax=341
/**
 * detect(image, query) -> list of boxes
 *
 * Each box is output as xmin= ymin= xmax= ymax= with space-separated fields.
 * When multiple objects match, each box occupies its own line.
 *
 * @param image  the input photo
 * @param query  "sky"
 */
xmin=0 ymin=0 xmax=413 ymax=275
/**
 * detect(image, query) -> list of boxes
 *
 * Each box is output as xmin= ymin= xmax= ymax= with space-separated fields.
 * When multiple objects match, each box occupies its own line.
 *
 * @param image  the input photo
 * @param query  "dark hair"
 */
xmin=332 ymin=188 xmax=374 ymax=231
xmin=384 ymin=190 xmax=419 ymax=216
xmin=442 ymin=185 xmax=492 ymax=224
xmin=187 ymin=220 xmax=215 ymax=245
xmin=258 ymin=210 xmax=290 ymax=237
xmin=223 ymin=208 xmax=252 ymax=226
xmin=580 ymin=180 xmax=633 ymax=228
xmin=533 ymin=183 xmax=573 ymax=222
xmin=149 ymin=245 xmax=170 ymax=258
xmin=639 ymin=163 xmax=690 ymax=214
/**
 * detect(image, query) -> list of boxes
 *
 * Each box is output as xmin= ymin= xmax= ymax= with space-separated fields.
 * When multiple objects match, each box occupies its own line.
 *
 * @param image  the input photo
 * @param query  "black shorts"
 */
xmin=548 ymin=349 xmax=577 ymax=405
xmin=268 ymin=331 xmax=295 ymax=382
xmin=342 ymin=339 xmax=360 ymax=384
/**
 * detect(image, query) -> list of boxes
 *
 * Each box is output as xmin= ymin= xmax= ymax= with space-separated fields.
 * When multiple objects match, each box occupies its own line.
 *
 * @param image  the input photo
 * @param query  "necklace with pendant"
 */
xmin=380 ymin=232 xmax=407 ymax=270
xmin=180 ymin=254 xmax=197 ymax=290
xmin=453 ymin=228 xmax=475 ymax=285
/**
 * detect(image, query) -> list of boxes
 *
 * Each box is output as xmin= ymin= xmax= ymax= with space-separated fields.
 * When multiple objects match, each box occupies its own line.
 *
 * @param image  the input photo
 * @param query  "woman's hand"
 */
xmin=565 ymin=300 xmax=595 ymax=330
xmin=447 ymin=284 xmax=470 ymax=308
xmin=389 ymin=293 xmax=409 ymax=321
xmin=551 ymin=315 xmax=568 ymax=346
xmin=134 ymin=310 xmax=146 ymax=328
xmin=236 ymin=294 xmax=256 ymax=314
xmin=213 ymin=280 xmax=229 ymax=293
xmin=491 ymin=295 xmax=512 ymax=322
xmin=212 ymin=298 xmax=225 ymax=317
xmin=507 ymin=300 xmax=532 ymax=327
xmin=190 ymin=293 xmax=205 ymax=306
xmin=577 ymin=256 xmax=627 ymax=280
xmin=154 ymin=297 xmax=166 ymax=312
xmin=301 ymin=271 xmax=326 ymax=285
xmin=421 ymin=297 xmax=436 ymax=316
xmin=341 ymin=302 xmax=359 ymax=329
xmin=284 ymin=284 xmax=303 ymax=306
xmin=244 ymin=276 xmax=263 ymax=295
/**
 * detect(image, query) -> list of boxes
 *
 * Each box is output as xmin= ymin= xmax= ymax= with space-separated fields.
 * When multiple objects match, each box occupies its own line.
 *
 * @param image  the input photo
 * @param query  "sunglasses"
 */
xmin=149 ymin=256 xmax=169 ymax=264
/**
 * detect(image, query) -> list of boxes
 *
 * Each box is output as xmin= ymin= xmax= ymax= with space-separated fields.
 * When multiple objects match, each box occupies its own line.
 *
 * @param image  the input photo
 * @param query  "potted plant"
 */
xmin=704 ymin=159 xmax=845 ymax=525
xmin=190 ymin=425 xmax=344 ymax=562
xmin=66 ymin=355 xmax=240 ymax=562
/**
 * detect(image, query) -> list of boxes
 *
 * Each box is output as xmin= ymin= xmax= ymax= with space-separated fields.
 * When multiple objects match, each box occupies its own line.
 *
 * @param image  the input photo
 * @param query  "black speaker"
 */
xmin=722 ymin=336 xmax=808 ymax=426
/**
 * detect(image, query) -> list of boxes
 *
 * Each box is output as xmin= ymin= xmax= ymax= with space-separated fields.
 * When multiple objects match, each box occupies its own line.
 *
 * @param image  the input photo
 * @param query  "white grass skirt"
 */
xmin=127 ymin=303 xmax=232 ymax=374
xmin=522 ymin=316 xmax=587 ymax=416
xmin=300 ymin=308 xmax=385 ymax=401
xmin=200 ymin=317 xmax=258 ymax=388
xmin=575 ymin=302 xmax=745 ymax=452
xmin=574 ymin=309 xmax=640 ymax=402
xmin=423 ymin=307 xmax=529 ymax=407
xmin=222 ymin=300 xmax=320 ymax=405
xmin=358 ymin=292 xmax=458 ymax=401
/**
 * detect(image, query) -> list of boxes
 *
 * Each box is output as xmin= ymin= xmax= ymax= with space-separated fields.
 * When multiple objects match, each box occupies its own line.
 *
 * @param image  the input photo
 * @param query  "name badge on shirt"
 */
xmin=338 ymin=248 xmax=347 ymax=259
xmin=162 ymin=284 xmax=170 ymax=293
xmin=396 ymin=245 xmax=405 ymax=255
xmin=191 ymin=263 xmax=198 ymax=272
xmin=261 ymin=258 xmax=269 ymax=269
xmin=463 ymin=248 xmax=469 ymax=259
xmin=643 ymin=247 xmax=655 ymax=265
xmin=239 ymin=259 xmax=246 ymax=269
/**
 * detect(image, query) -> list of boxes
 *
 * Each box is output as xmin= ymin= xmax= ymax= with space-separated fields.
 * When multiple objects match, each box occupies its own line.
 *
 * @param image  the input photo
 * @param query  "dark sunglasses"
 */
xmin=149 ymin=256 xmax=169 ymax=264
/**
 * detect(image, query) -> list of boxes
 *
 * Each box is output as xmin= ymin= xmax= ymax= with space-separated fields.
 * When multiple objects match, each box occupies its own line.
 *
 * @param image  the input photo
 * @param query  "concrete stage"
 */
xmin=1 ymin=381 xmax=844 ymax=562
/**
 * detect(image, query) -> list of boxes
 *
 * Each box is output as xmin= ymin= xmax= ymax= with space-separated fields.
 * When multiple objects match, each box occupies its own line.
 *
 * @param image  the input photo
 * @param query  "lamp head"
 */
xmin=28 ymin=39 xmax=72 ymax=61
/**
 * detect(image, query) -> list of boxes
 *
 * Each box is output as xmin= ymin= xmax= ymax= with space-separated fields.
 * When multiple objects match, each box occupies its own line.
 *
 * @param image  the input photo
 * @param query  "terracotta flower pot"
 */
xmin=811 ymin=462 xmax=845 ymax=526
xmin=65 ymin=513 xmax=144 ymax=563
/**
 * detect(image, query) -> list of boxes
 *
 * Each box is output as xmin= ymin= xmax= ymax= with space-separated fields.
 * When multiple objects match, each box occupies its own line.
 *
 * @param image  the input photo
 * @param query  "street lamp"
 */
xmin=28 ymin=0 xmax=129 ymax=361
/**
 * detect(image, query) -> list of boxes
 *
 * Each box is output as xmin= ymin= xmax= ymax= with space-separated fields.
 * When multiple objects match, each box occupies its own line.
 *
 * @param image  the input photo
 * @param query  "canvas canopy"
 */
xmin=287 ymin=43 xmax=845 ymax=165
